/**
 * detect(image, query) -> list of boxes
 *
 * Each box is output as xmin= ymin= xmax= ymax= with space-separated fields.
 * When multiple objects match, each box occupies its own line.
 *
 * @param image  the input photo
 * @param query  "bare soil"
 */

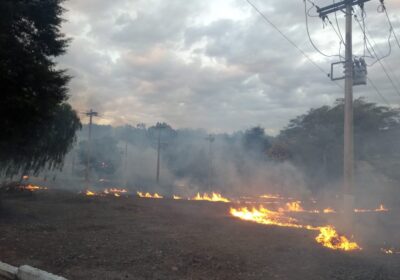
xmin=0 ymin=190 xmax=399 ymax=280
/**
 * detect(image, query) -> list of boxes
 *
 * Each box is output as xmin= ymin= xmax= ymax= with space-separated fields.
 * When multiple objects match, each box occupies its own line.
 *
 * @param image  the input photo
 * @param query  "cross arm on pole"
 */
xmin=317 ymin=0 xmax=370 ymax=18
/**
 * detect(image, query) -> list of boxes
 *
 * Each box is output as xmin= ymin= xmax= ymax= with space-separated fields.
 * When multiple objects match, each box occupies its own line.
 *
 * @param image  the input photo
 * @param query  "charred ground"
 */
xmin=0 ymin=190 xmax=399 ymax=280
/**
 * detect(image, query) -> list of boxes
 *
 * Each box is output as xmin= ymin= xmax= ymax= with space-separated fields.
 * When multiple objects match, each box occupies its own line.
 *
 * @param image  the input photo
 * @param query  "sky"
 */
xmin=58 ymin=0 xmax=400 ymax=135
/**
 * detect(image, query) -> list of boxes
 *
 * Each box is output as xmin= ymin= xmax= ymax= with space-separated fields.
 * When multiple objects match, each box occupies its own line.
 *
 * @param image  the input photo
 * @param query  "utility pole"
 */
xmin=343 ymin=2 xmax=354 ymax=211
xmin=317 ymin=0 xmax=370 ymax=212
xmin=205 ymin=134 xmax=215 ymax=190
xmin=124 ymin=141 xmax=128 ymax=188
xmin=85 ymin=109 xmax=98 ymax=186
xmin=156 ymin=128 xmax=161 ymax=184
xmin=155 ymin=123 xmax=167 ymax=184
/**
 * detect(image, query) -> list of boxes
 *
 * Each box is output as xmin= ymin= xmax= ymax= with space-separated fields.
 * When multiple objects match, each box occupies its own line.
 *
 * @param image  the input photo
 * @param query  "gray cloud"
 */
xmin=59 ymin=0 xmax=400 ymax=134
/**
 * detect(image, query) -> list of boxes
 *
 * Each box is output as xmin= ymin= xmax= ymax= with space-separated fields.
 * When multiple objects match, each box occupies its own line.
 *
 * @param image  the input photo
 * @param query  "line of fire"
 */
xmin=1 ymin=0 xmax=400 ymax=279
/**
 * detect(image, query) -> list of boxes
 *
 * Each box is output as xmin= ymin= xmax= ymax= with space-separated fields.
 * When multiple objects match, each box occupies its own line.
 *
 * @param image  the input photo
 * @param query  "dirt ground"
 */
xmin=0 ymin=190 xmax=399 ymax=280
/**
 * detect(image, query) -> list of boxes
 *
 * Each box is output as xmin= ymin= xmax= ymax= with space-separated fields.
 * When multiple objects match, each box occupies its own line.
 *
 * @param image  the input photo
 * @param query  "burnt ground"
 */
xmin=0 ymin=190 xmax=399 ymax=280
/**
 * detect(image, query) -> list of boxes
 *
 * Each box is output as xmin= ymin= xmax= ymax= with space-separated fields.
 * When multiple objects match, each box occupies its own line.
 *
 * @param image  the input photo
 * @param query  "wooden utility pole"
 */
xmin=85 ymin=109 xmax=98 ymax=186
xmin=317 ymin=0 xmax=370 ymax=211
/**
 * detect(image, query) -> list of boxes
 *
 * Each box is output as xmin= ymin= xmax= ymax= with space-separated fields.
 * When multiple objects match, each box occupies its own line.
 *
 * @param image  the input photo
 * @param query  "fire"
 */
xmin=375 ymin=204 xmax=388 ymax=212
xmin=137 ymin=192 xmax=163 ymax=199
xmin=315 ymin=226 xmax=361 ymax=251
xmin=259 ymin=194 xmax=283 ymax=199
xmin=230 ymin=206 xmax=304 ymax=228
xmin=323 ymin=208 xmax=336 ymax=213
xmin=23 ymin=184 xmax=47 ymax=192
xmin=230 ymin=206 xmax=361 ymax=251
xmin=104 ymin=188 xmax=127 ymax=196
xmin=85 ymin=190 xmax=96 ymax=196
xmin=282 ymin=201 xmax=304 ymax=212
xmin=354 ymin=204 xmax=389 ymax=213
xmin=173 ymin=195 xmax=182 ymax=200
xmin=381 ymin=248 xmax=400 ymax=254
xmin=192 ymin=192 xmax=230 ymax=203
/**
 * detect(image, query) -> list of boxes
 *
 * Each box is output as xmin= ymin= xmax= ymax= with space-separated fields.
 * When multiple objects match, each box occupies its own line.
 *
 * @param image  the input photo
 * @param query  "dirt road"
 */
xmin=0 ymin=190 xmax=399 ymax=279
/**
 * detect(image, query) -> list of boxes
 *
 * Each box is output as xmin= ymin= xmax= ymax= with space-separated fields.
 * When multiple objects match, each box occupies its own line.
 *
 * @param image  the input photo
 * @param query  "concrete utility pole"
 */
xmin=85 ymin=109 xmax=98 ymax=186
xmin=317 ymin=0 xmax=370 ymax=212
xmin=205 ymin=134 xmax=215 ymax=190
xmin=343 ymin=2 xmax=354 ymax=210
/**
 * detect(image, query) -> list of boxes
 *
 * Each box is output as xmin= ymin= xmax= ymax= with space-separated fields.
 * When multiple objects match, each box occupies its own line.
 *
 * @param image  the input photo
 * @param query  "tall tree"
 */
xmin=277 ymin=98 xmax=400 ymax=188
xmin=0 ymin=0 xmax=80 ymax=175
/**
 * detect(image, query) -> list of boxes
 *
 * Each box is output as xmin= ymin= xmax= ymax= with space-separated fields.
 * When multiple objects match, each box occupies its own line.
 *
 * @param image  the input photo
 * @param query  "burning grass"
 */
xmin=230 ymin=205 xmax=361 ymax=251
xmin=354 ymin=204 xmax=389 ymax=213
xmin=22 ymin=184 xmax=48 ymax=192
xmin=137 ymin=192 xmax=163 ymax=199
xmin=192 ymin=192 xmax=230 ymax=203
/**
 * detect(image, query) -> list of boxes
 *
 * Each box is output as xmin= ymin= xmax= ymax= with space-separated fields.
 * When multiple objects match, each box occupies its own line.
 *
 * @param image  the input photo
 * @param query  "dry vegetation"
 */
xmin=1 ymin=190 xmax=399 ymax=280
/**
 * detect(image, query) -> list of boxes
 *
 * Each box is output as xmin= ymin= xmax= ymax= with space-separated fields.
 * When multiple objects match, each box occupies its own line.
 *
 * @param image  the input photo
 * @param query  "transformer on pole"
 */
xmin=317 ymin=0 xmax=370 ymax=213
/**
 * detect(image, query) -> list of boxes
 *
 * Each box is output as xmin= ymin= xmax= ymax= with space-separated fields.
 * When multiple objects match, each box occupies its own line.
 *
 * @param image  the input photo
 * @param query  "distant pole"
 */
xmin=124 ymin=141 xmax=128 ymax=188
xmin=85 ymin=109 xmax=98 ymax=186
xmin=156 ymin=128 xmax=161 ymax=184
xmin=205 ymin=134 xmax=215 ymax=190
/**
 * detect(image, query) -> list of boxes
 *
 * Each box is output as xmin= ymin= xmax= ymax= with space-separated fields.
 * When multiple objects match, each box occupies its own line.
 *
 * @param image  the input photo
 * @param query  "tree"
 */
xmin=0 ymin=0 xmax=80 ymax=176
xmin=277 ymin=98 xmax=400 ymax=189
xmin=242 ymin=126 xmax=271 ymax=158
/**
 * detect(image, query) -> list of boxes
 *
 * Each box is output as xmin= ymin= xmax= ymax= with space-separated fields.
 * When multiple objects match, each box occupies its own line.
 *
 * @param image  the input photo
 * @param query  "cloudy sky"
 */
xmin=59 ymin=0 xmax=400 ymax=135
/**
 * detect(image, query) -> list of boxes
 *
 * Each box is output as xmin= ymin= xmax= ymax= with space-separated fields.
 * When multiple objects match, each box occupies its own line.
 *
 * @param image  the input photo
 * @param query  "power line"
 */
xmin=245 ymin=0 xmax=342 ymax=89
xmin=303 ymin=0 xmax=341 ymax=58
xmin=362 ymin=31 xmax=400 ymax=98
xmin=333 ymin=0 xmax=345 ymax=44
xmin=366 ymin=76 xmax=390 ymax=105
xmin=380 ymin=2 xmax=400 ymax=49
xmin=354 ymin=14 xmax=392 ymax=66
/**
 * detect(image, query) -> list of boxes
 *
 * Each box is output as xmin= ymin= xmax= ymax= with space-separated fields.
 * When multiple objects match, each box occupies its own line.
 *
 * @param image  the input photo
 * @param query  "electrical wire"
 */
xmin=362 ymin=30 xmax=400 ymax=97
xmin=382 ymin=5 xmax=400 ymax=49
xmin=354 ymin=14 xmax=392 ymax=66
xmin=326 ymin=16 xmax=345 ymax=60
xmin=333 ymin=0 xmax=345 ymax=44
xmin=303 ymin=0 xmax=342 ymax=58
xmin=363 ymin=24 xmax=400 ymax=91
xmin=355 ymin=7 xmax=375 ymax=59
xmin=366 ymin=77 xmax=391 ymax=106
xmin=245 ymin=0 xmax=342 ymax=89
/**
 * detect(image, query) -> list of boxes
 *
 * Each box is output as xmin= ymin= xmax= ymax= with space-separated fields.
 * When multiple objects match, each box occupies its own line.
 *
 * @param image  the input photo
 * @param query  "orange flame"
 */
xmin=104 ymin=188 xmax=127 ymax=195
xmin=23 ymin=184 xmax=48 ymax=192
xmin=230 ymin=206 xmax=361 ymax=251
xmin=375 ymin=204 xmax=388 ymax=212
xmin=192 ymin=192 xmax=230 ymax=203
xmin=283 ymin=201 xmax=304 ymax=212
xmin=315 ymin=226 xmax=361 ymax=251
xmin=323 ymin=208 xmax=336 ymax=213
xmin=354 ymin=204 xmax=389 ymax=213
xmin=381 ymin=248 xmax=400 ymax=254
xmin=259 ymin=194 xmax=284 ymax=199
xmin=173 ymin=195 xmax=182 ymax=200
xmin=85 ymin=190 xmax=96 ymax=196
xmin=137 ymin=192 xmax=163 ymax=199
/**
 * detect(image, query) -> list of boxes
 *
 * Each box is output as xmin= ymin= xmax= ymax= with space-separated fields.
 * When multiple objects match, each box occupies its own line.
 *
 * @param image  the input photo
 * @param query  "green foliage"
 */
xmin=277 ymin=98 xmax=400 ymax=187
xmin=0 ymin=0 xmax=80 ymax=175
